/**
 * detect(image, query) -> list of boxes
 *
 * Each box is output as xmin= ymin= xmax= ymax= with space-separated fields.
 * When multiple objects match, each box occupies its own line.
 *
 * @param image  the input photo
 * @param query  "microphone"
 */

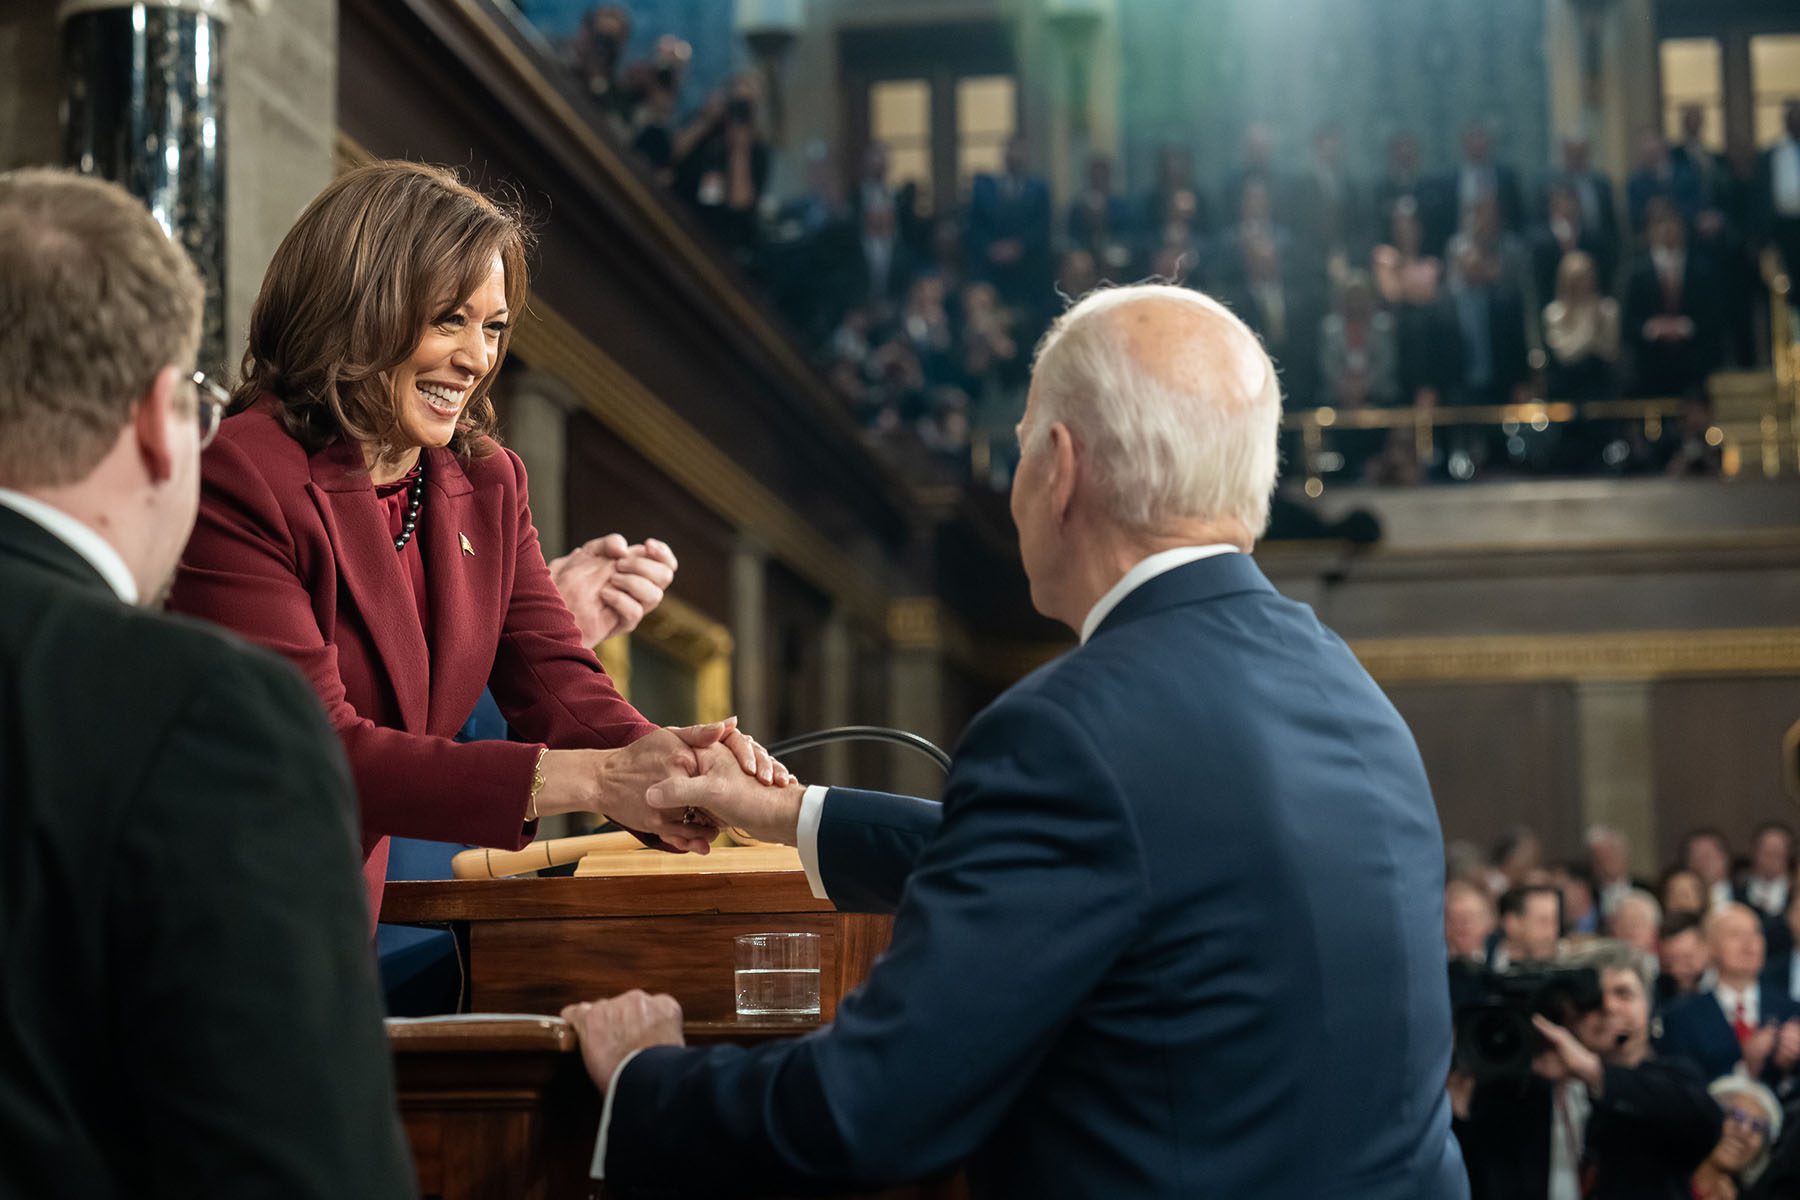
xmin=767 ymin=725 xmax=952 ymax=774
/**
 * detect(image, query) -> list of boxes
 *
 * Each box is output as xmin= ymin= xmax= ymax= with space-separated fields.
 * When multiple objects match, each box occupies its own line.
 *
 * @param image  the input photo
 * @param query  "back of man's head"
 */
xmin=0 ymin=168 xmax=202 ymax=489
xmin=1028 ymin=284 xmax=1281 ymax=540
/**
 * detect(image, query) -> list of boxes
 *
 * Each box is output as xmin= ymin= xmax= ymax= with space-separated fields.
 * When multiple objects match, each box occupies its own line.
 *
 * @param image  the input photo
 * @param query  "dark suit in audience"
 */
xmin=1218 ymin=237 xmax=1323 ymax=409
xmin=1457 ymin=1058 xmax=1721 ymax=1200
xmin=967 ymin=140 xmax=1052 ymax=309
xmin=1752 ymin=106 xmax=1800 ymax=284
xmin=1655 ymin=983 xmax=1800 ymax=1084
xmin=826 ymin=205 xmax=916 ymax=324
xmin=1622 ymin=240 xmax=1723 ymax=399
xmin=1446 ymin=132 xmax=1525 ymax=235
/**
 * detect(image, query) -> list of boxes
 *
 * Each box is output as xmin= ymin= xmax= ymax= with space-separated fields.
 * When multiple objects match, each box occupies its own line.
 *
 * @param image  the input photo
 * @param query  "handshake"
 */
xmin=547 ymin=716 xmax=810 ymax=854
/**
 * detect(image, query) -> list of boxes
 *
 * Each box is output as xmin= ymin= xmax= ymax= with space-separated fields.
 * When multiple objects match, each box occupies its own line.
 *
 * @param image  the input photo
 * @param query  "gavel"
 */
xmin=449 ymin=830 xmax=644 ymax=879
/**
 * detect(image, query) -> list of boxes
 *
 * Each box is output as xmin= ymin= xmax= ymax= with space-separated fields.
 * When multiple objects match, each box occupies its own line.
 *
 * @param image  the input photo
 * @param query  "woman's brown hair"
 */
xmin=236 ymin=161 xmax=532 ymax=461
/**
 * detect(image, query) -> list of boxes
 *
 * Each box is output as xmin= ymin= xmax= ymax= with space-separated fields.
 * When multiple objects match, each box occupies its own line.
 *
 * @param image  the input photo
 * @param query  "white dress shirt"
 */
xmin=1714 ymin=980 xmax=1759 ymax=1032
xmin=594 ymin=544 xmax=1243 ymax=1179
xmin=1547 ymin=1080 xmax=1590 ymax=1200
xmin=0 ymin=487 xmax=137 ymax=604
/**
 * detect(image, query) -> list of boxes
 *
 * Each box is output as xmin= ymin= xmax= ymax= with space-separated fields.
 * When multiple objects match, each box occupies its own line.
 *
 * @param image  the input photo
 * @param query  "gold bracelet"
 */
xmin=527 ymin=748 xmax=548 ymax=821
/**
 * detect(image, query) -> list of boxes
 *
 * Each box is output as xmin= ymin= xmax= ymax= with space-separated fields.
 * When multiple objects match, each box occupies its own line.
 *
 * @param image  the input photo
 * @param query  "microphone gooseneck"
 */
xmin=767 ymin=726 xmax=952 ymax=775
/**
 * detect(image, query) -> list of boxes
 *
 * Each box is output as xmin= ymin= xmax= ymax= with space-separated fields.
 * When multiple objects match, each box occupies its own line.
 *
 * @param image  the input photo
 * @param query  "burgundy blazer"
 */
xmin=170 ymin=401 xmax=656 ymax=918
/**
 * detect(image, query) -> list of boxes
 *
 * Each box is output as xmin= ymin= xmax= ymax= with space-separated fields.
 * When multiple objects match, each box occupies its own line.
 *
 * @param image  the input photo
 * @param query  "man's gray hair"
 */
xmin=1559 ymin=938 xmax=1652 ymax=997
xmin=1029 ymin=284 xmax=1282 ymax=536
xmin=1610 ymin=888 xmax=1661 ymax=930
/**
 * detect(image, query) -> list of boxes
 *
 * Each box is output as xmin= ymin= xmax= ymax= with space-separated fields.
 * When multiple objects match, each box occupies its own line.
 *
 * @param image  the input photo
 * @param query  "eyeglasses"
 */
xmin=191 ymin=371 xmax=229 ymax=449
xmin=1723 ymin=1104 xmax=1772 ymax=1138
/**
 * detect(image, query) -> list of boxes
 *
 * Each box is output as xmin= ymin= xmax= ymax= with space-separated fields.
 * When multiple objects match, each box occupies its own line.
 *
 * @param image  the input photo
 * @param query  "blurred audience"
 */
xmin=1542 ymin=250 xmax=1620 ymax=401
xmin=1446 ymin=879 xmax=1497 ymax=962
xmin=543 ymin=23 xmax=1791 ymax=488
xmin=1692 ymin=1078 xmax=1781 ymax=1200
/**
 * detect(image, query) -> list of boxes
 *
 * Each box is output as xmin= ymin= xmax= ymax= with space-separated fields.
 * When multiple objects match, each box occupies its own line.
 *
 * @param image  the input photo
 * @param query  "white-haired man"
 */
xmin=565 ymin=285 xmax=1468 ymax=1198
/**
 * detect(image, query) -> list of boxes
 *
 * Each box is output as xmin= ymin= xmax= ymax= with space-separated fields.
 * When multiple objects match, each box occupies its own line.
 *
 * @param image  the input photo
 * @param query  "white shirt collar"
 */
xmin=1079 ymin=545 xmax=1241 ymax=645
xmin=0 ymin=488 xmax=139 ymax=604
xmin=1715 ymin=980 xmax=1759 ymax=1025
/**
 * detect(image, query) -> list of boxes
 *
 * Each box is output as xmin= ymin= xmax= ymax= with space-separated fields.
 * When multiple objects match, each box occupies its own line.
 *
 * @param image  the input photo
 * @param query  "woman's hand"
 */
xmin=668 ymin=718 xmax=793 ymax=788
xmin=547 ymin=535 xmax=678 ymax=647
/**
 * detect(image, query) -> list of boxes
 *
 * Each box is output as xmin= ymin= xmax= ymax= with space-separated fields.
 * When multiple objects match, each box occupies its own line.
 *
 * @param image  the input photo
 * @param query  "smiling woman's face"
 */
xmin=388 ymin=252 xmax=509 ymax=461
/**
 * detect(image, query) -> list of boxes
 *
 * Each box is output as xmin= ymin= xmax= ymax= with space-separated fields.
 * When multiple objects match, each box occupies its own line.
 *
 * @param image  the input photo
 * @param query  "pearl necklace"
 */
xmin=393 ymin=460 xmax=425 ymax=551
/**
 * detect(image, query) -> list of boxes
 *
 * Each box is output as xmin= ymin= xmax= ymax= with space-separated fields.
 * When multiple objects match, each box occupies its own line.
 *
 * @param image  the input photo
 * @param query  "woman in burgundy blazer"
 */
xmin=170 ymin=162 xmax=778 ymax=918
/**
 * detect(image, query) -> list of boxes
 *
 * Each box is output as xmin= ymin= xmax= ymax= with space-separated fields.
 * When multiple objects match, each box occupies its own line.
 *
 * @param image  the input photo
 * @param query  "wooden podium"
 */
xmin=379 ymin=846 xmax=959 ymax=1199
xmin=378 ymin=845 xmax=891 ymax=1021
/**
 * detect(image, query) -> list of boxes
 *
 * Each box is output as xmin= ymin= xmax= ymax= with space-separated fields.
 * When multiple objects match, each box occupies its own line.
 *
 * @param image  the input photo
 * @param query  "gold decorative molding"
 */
xmin=937 ymin=628 xmax=1800 ymax=691
xmin=886 ymin=597 xmax=944 ymax=650
xmin=1351 ymin=627 xmax=1800 ymax=685
xmin=594 ymin=595 xmax=735 ymax=724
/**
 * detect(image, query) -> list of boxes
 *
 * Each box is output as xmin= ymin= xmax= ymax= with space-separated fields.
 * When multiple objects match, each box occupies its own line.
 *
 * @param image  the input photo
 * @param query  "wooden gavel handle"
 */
xmin=450 ymin=831 xmax=644 ymax=879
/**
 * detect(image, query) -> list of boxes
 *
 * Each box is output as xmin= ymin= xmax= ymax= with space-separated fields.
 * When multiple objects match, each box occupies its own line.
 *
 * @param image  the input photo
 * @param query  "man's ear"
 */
xmin=1045 ymin=421 xmax=1079 ymax=526
xmin=133 ymin=365 xmax=184 ymax=485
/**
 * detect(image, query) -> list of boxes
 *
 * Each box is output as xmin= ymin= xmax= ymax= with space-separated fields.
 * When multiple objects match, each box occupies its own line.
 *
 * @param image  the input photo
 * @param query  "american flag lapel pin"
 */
xmin=459 ymin=532 xmax=475 ymax=557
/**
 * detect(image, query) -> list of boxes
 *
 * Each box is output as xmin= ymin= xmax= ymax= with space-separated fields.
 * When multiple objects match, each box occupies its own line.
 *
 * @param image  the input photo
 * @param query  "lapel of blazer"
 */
xmin=304 ymin=438 xmax=431 ymax=731
xmin=417 ymin=445 xmax=497 ymax=733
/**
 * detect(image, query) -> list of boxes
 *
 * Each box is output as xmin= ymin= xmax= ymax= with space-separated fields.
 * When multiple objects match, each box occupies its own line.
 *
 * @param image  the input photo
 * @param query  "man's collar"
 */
xmin=0 ymin=488 xmax=137 ymax=603
xmin=1079 ymin=545 xmax=1241 ymax=644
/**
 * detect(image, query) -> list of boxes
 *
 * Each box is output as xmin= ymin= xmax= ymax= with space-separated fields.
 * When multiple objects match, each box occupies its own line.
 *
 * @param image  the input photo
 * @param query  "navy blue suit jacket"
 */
xmin=1655 ymin=983 xmax=1800 ymax=1084
xmin=605 ymin=555 xmax=1467 ymax=1198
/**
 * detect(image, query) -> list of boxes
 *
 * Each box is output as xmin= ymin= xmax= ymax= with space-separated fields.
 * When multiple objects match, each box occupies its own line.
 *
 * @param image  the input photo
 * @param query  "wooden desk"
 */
xmin=389 ymin=1016 xmax=962 ymax=1200
xmin=379 ymin=848 xmax=892 ymax=1020
xmin=380 ymin=852 xmax=960 ymax=1197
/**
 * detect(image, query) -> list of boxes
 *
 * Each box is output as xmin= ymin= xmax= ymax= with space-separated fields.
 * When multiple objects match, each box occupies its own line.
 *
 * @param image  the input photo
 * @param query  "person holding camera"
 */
xmin=672 ymin=72 xmax=771 ymax=254
xmin=1657 ymin=903 xmax=1800 ymax=1085
xmin=1453 ymin=941 xmax=1723 ymax=1200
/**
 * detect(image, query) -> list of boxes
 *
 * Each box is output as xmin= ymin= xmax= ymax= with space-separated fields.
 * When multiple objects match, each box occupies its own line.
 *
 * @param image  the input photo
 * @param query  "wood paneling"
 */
xmin=1384 ymin=682 xmax=1583 ymax=860
xmin=1651 ymin=677 xmax=1800 ymax=867
xmin=382 ymin=871 xmax=891 ymax=1021
xmin=765 ymin=560 xmax=832 ymax=744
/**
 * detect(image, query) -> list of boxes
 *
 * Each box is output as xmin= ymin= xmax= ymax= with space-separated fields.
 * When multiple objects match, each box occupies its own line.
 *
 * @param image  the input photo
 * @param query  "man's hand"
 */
xmin=1773 ymin=1018 xmax=1800 ymax=1071
xmin=647 ymin=743 xmax=807 ymax=845
xmin=547 ymin=535 xmax=678 ymax=647
xmin=1530 ymin=1014 xmax=1604 ymax=1093
xmin=1742 ymin=1022 xmax=1779 ymax=1078
xmin=561 ymin=991 xmax=685 ymax=1089
xmin=667 ymin=720 xmax=794 ymax=789
xmin=596 ymin=724 xmax=729 ymax=853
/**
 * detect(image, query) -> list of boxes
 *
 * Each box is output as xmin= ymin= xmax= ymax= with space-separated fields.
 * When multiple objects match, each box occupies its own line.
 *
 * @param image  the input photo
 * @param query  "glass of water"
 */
xmin=734 ymin=932 xmax=821 ymax=1020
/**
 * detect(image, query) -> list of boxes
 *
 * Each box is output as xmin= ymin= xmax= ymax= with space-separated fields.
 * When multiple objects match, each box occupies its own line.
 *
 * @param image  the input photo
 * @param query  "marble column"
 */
xmin=818 ymin=608 xmax=853 ymax=784
xmin=885 ymin=598 xmax=950 ymax=801
xmin=59 ymin=0 xmax=229 ymax=371
xmin=731 ymin=538 xmax=771 ymax=740
xmin=1574 ymin=679 xmax=1659 ymax=879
